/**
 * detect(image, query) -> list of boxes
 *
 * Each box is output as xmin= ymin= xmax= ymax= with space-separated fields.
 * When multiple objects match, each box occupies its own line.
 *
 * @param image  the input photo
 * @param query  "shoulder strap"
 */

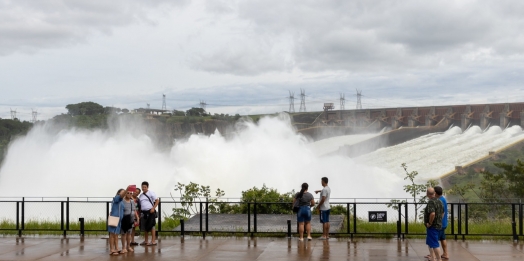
xmin=143 ymin=192 xmax=155 ymax=206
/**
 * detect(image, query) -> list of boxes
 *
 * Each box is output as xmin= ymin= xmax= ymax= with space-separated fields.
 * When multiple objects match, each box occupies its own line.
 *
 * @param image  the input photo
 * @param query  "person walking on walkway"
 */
xmin=315 ymin=177 xmax=331 ymax=240
xmin=424 ymin=187 xmax=444 ymax=261
xmin=108 ymin=188 xmax=125 ymax=256
xmin=139 ymin=181 xmax=159 ymax=246
xmin=293 ymin=183 xmax=315 ymax=241
xmin=435 ymin=186 xmax=449 ymax=259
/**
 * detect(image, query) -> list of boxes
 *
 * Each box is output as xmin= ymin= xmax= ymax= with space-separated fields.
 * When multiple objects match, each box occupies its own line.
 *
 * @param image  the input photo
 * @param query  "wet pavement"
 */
xmin=0 ymin=236 xmax=522 ymax=260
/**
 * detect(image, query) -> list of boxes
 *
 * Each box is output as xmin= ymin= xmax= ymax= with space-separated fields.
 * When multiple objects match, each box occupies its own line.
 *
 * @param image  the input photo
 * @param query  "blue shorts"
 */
xmin=320 ymin=209 xmax=330 ymax=223
xmin=426 ymin=227 xmax=440 ymax=248
xmin=438 ymin=227 xmax=447 ymax=241
xmin=297 ymin=206 xmax=311 ymax=223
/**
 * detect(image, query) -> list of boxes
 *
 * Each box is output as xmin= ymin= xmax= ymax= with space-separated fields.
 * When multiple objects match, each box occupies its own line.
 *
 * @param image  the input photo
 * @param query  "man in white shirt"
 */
xmin=315 ymin=177 xmax=331 ymax=240
xmin=139 ymin=181 xmax=159 ymax=246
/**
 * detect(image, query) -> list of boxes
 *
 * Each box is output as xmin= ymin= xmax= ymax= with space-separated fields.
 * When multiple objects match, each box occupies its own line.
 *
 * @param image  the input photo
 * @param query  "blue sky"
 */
xmin=1 ymin=0 xmax=524 ymax=120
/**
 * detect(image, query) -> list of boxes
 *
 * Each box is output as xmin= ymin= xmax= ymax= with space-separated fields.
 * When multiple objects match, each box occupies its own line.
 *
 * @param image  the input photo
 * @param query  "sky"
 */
xmin=1 ymin=0 xmax=524 ymax=121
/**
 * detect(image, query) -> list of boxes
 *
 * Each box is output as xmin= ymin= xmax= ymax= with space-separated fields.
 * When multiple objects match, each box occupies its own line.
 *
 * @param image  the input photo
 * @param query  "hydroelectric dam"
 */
xmin=302 ymin=102 xmax=524 ymax=182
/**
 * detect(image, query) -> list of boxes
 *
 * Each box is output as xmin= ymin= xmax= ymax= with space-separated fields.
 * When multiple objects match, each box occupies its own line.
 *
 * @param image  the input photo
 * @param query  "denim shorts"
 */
xmin=320 ymin=209 xmax=331 ymax=223
xmin=297 ymin=206 xmax=311 ymax=222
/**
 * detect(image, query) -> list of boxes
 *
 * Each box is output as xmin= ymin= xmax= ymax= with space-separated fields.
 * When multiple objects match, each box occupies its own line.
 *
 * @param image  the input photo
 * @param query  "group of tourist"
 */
xmin=292 ymin=177 xmax=331 ymax=241
xmin=424 ymin=186 xmax=449 ymax=261
xmin=107 ymin=181 xmax=159 ymax=256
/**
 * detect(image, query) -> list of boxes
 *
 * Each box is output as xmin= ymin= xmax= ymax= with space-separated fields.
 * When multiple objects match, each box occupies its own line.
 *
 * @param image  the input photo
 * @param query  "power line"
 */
xmin=356 ymin=89 xmax=362 ymax=110
xmin=288 ymin=91 xmax=295 ymax=113
xmin=299 ymin=89 xmax=306 ymax=112
xmin=10 ymin=108 xmax=17 ymax=120
xmin=31 ymin=109 xmax=38 ymax=123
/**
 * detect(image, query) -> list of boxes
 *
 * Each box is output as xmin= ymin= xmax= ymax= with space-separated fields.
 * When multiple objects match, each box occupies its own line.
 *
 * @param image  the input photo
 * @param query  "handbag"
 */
xmin=108 ymin=199 xmax=121 ymax=227
xmin=293 ymin=194 xmax=301 ymax=213
xmin=142 ymin=192 xmax=158 ymax=218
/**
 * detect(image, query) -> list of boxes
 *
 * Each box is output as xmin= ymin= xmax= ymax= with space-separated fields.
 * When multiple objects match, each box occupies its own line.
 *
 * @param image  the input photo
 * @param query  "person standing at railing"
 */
xmin=314 ymin=177 xmax=331 ymax=240
xmin=108 ymin=188 xmax=125 ymax=256
xmin=139 ymin=181 xmax=159 ymax=246
xmin=293 ymin=183 xmax=315 ymax=241
xmin=434 ymin=186 xmax=449 ymax=260
xmin=424 ymin=187 xmax=444 ymax=261
xmin=120 ymin=186 xmax=139 ymax=253
xmin=130 ymin=187 xmax=141 ymax=246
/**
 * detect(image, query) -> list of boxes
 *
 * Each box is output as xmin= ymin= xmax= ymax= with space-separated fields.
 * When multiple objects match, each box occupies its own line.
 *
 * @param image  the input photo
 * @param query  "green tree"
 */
xmin=65 ymin=102 xmax=104 ymax=116
xmin=186 ymin=107 xmax=206 ymax=117
xmin=170 ymin=182 xmax=225 ymax=220
xmin=235 ymin=184 xmax=294 ymax=214
xmin=388 ymin=163 xmax=438 ymax=220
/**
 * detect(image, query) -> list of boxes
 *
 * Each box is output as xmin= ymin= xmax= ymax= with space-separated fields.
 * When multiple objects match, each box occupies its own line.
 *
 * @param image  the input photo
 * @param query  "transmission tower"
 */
xmin=340 ymin=93 xmax=345 ymax=110
xmin=199 ymin=100 xmax=207 ymax=111
xmin=288 ymin=91 xmax=295 ymax=113
xmin=31 ymin=109 xmax=38 ymax=123
xmin=356 ymin=89 xmax=362 ymax=110
xmin=147 ymin=103 xmax=150 ymax=109
xmin=10 ymin=108 xmax=17 ymax=120
xmin=299 ymin=89 xmax=306 ymax=112
xmin=162 ymin=94 xmax=167 ymax=111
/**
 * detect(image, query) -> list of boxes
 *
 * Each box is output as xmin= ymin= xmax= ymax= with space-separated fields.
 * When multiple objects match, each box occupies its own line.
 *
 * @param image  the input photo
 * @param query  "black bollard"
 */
xmin=512 ymin=222 xmax=518 ymax=241
xmin=180 ymin=219 xmax=185 ymax=238
xmin=287 ymin=220 xmax=291 ymax=238
xmin=79 ymin=218 xmax=84 ymax=237
xmin=396 ymin=220 xmax=401 ymax=239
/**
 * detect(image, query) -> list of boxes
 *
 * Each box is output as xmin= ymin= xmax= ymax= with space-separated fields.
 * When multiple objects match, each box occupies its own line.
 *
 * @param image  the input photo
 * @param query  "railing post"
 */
xmin=450 ymin=203 xmax=455 ymax=237
xmin=66 ymin=197 xmax=70 ymax=234
xmin=157 ymin=198 xmax=162 ymax=233
xmin=254 ymin=201 xmax=257 ymax=233
xmin=199 ymin=202 xmax=203 ymax=234
xmin=458 ymin=204 xmax=462 ymax=238
xmin=397 ymin=203 xmax=401 ymax=237
xmin=247 ymin=203 xmax=251 ymax=234
xmin=16 ymin=202 xmax=19 ymax=230
xmin=106 ymin=201 xmax=110 ymax=237
xmin=512 ymin=204 xmax=517 ymax=241
xmin=181 ymin=219 xmax=185 ymax=238
xmin=465 ymin=203 xmax=468 ymax=236
xmin=205 ymin=201 xmax=209 ymax=233
xmin=353 ymin=203 xmax=357 ymax=234
xmin=404 ymin=203 xmax=408 ymax=235
xmin=346 ymin=203 xmax=350 ymax=234
xmin=21 ymin=197 xmax=25 ymax=231
xmin=519 ymin=201 xmax=524 ymax=236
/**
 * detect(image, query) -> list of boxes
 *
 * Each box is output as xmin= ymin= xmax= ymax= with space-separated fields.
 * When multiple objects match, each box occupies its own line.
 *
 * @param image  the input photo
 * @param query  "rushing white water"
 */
xmin=0 ymin=115 xmax=405 ymax=199
xmin=307 ymin=133 xmax=379 ymax=157
xmin=355 ymin=125 xmax=524 ymax=180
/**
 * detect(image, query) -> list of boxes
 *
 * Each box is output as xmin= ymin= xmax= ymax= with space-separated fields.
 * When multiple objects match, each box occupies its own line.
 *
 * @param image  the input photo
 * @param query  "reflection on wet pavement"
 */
xmin=0 ymin=236 xmax=522 ymax=260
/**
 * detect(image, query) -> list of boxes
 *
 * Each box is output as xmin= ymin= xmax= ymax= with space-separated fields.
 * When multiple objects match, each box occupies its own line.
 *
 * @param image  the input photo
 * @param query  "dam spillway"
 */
xmin=353 ymin=125 xmax=524 ymax=180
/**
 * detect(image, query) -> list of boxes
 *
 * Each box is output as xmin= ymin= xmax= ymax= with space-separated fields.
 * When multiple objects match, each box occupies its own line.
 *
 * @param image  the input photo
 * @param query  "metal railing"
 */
xmin=0 ymin=198 xmax=522 ymax=241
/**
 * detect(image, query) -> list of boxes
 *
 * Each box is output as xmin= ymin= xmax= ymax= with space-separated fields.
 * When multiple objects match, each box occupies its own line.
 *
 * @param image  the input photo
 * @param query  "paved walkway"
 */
xmin=0 ymin=236 xmax=522 ymax=260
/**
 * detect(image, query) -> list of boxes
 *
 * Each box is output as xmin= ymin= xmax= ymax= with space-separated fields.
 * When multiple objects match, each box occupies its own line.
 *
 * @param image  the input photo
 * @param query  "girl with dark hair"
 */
xmin=108 ymin=188 xmax=125 ymax=255
xmin=292 ymin=183 xmax=315 ymax=241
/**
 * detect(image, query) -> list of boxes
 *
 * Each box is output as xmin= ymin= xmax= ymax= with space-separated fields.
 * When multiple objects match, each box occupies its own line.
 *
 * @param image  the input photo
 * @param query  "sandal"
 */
xmin=146 ymin=242 xmax=157 ymax=246
xmin=109 ymin=251 xmax=120 ymax=256
xmin=139 ymin=242 xmax=148 ymax=246
xmin=127 ymin=247 xmax=134 ymax=252
xmin=120 ymin=249 xmax=127 ymax=254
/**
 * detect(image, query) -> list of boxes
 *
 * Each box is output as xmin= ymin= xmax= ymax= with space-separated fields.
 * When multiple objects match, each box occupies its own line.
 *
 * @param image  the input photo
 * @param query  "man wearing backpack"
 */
xmin=139 ymin=181 xmax=159 ymax=246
